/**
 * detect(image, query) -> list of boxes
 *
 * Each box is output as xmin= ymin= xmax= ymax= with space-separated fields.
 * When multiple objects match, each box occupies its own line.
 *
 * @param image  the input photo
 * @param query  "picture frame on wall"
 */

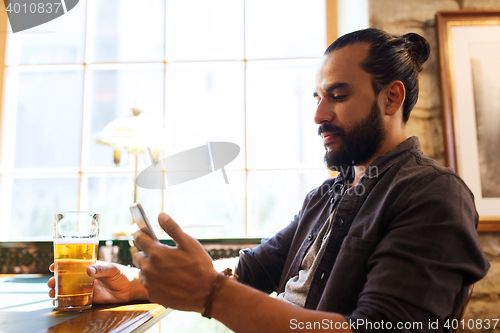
xmin=437 ymin=11 xmax=500 ymax=232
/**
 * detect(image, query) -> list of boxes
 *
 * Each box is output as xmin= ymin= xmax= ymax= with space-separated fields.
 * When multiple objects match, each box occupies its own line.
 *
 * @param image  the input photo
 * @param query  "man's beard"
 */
xmin=319 ymin=100 xmax=385 ymax=171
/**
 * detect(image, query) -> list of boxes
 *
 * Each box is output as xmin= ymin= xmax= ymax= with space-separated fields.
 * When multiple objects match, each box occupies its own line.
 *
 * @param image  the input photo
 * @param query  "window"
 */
xmin=0 ymin=0 xmax=335 ymax=241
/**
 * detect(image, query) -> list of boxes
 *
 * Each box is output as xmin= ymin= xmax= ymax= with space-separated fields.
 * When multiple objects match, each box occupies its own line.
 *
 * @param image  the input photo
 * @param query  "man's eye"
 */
xmin=333 ymin=95 xmax=346 ymax=101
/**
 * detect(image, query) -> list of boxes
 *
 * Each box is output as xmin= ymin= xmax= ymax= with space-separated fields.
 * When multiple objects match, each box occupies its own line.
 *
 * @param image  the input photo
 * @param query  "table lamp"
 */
xmin=95 ymin=107 xmax=168 ymax=202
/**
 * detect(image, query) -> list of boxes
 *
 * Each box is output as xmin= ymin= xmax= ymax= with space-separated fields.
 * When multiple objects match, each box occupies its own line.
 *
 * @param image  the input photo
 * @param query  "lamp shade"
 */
xmin=96 ymin=108 xmax=169 ymax=154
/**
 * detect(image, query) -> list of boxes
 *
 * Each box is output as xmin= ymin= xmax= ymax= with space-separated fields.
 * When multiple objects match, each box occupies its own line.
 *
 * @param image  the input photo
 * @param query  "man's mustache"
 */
xmin=318 ymin=123 xmax=345 ymax=137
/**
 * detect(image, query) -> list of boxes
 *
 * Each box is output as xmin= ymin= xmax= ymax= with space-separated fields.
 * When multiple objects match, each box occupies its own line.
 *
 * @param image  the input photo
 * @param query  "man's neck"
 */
xmin=351 ymin=135 xmax=407 ymax=187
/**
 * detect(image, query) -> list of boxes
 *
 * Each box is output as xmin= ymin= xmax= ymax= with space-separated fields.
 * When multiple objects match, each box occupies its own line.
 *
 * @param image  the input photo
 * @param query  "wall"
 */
xmin=368 ymin=0 xmax=500 ymax=331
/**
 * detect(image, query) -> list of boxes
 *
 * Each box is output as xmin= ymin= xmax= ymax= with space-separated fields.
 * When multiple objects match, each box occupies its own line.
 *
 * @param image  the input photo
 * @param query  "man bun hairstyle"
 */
xmin=403 ymin=32 xmax=431 ymax=71
xmin=325 ymin=28 xmax=430 ymax=123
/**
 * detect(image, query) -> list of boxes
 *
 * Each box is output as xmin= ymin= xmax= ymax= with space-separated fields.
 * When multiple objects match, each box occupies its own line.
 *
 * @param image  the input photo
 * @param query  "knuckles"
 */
xmin=132 ymin=252 xmax=145 ymax=268
xmin=147 ymin=248 xmax=162 ymax=263
xmin=138 ymin=257 xmax=157 ymax=278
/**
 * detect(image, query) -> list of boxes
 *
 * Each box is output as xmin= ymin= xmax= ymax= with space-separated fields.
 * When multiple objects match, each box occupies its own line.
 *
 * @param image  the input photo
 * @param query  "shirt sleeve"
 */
xmin=236 ymin=213 xmax=299 ymax=294
xmin=344 ymin=173 xmax=490 ymax=333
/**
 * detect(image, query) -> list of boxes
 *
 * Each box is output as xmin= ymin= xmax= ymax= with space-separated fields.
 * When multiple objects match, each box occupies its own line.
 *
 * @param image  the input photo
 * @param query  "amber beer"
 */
xmin=54 ymin=238 xmax=98 ymax=311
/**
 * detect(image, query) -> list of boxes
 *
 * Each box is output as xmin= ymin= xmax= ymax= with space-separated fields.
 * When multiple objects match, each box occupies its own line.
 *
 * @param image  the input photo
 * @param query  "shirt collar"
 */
xmin=331 ymin=136 xmax=422 ymax=184
xmin=364 ymin=136 xmax=422 ymax=179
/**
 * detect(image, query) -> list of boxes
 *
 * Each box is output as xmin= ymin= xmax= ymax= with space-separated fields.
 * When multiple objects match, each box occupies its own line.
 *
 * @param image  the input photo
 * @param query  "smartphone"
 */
xmin=129 ymin=203 xmax=158 ymax=240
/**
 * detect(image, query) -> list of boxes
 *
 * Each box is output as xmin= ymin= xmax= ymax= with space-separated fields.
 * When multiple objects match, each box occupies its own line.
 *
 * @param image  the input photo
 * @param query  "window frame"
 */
xmin=0 ymin=0 xmax=338 ymax=241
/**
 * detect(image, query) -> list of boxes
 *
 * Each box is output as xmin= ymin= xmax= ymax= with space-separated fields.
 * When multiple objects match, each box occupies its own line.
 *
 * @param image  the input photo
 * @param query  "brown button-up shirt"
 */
xmin=237 ymin=136 xmax=489 ymax=332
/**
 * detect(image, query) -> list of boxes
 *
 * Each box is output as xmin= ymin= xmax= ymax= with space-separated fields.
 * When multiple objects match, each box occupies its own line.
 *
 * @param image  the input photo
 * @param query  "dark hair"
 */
xmin=324 ymin=28 xmax=430 ymax=123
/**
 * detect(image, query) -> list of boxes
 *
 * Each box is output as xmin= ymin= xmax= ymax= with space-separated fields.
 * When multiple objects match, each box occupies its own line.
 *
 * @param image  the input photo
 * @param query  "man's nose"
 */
xmin=314 ymin=100 xmax=334 ymax=125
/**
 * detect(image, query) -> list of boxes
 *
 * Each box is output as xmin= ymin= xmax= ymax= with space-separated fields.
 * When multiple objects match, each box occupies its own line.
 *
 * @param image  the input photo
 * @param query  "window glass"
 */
xmin=137 ymin=174 xmax=166 ymax=236
xmin=9 ymin=68 xmax=83 ymax=169
xmin=165 ymin=61 xmax=245 ymax=169
xmin=1 ymin=0 xmax=328 ymax=240
xmin=87 ymin=65 xmax=165 ymax=169
xmin=246 ymin=59 xmax=325 ymax=169
xmin=247 ymin=169 xmax=329 ymax=237
xmin=245 ymin=0 xmax=326 ymax=59
xmin=165 ymin=0 xmax=244 ymax=61
xmin=6 ymin=0 xmax=87 ymax=65
xmin=85 ymin=174 xmax=137 ymax=237
xmin=165 ymin=170 xmax=246 ymax=239
xmin=9 ymin=177 xmax=80 ymax=240
xmin=89 ymin=0 xmax=165 ymax=63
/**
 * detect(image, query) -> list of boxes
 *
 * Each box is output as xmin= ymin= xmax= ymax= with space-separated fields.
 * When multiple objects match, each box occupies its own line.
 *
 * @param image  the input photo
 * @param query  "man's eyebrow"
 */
xmin=313 ymin=82 xmax=349 ymax=97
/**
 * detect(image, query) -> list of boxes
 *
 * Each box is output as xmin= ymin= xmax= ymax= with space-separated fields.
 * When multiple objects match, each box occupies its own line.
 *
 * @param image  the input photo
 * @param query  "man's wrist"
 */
xmin=201 ymin=268 xmax=238 ymax=318
xmin=201 ymin=273 xmax=228 ymax=318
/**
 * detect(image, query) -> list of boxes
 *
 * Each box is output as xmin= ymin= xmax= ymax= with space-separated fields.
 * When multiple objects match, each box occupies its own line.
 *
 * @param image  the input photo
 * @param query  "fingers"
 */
xmin=158 ymin=213 xmax=197 ymax=250
xmin=86 ymin=262 xmax=119 ymax=278
xmin=49 ymin=263 xmax=54 ymax=272
xmin=47 ymin=276 xmax=55 ymax=288
xmin=132 ymin=251 xmax=148 ymax=269
xmin=133 ymin=229 xmax=160 ymax=254
xmin=47 ymin=276 xmax=55 ymax=298
xmin=137 ymin=271 xmax=148 ymax=288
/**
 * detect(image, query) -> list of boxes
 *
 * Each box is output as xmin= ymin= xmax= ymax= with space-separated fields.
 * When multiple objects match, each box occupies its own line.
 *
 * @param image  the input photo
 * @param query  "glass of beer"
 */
xmin=53 ymin=211 xmax=100 ymax=311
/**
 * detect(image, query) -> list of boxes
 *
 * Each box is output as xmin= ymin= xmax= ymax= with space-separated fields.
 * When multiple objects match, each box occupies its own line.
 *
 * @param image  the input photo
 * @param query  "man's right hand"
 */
xmin=47 ymin=261 xmax=148 ymax=304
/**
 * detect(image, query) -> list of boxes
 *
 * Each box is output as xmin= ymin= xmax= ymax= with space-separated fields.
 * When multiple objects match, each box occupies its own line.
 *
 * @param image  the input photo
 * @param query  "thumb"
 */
xmin=87 ymin=263 xmax=120 ymax=278
xmin=158 ymin=212 xmax=198 ymax=250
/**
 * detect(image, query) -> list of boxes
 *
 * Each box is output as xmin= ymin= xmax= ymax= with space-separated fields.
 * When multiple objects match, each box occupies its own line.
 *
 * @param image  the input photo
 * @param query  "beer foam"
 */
xmin=54 ymin=238 xmax=99 ymax=245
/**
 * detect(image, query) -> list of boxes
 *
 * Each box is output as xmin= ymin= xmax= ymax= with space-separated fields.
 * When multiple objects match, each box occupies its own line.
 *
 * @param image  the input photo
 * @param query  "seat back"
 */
xmin=451 ymin=284 xmax=474 ymax=333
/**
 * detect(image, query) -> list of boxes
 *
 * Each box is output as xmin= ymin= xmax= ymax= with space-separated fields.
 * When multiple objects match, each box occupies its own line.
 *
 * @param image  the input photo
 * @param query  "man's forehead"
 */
xmin=316 ymin=43 xmax=370 ymax=81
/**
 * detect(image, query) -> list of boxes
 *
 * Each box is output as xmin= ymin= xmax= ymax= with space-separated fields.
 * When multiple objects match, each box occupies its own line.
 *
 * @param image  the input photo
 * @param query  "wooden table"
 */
xmin=0 ymin=275 xmax=172 ymax=333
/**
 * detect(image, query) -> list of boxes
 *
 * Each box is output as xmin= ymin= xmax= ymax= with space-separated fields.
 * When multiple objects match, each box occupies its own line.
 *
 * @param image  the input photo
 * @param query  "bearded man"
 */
xmin=49 ymin=28 xmax=489 ymax=333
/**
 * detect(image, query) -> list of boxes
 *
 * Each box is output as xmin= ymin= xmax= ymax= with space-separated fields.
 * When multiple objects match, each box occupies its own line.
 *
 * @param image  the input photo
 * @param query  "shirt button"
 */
xmin=320 ymin=272 xmax=325 ymax=280
xmin=307 ymin=235 xmax=313 ymax=241
xmin=339 ymin=219 xmax=344 ymax=226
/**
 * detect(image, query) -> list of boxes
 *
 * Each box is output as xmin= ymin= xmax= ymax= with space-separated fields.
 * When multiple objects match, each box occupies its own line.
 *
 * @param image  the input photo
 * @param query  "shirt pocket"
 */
xmin=321 ymin=236 xmax=377 ymax=312
xmin=339 ymin=235 xmax=376 ymax=256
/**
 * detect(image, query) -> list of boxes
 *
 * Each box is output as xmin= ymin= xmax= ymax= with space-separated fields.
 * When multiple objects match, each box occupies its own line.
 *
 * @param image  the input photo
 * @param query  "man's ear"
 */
xmin=383 ymin=81 xmax=405 ymax=116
